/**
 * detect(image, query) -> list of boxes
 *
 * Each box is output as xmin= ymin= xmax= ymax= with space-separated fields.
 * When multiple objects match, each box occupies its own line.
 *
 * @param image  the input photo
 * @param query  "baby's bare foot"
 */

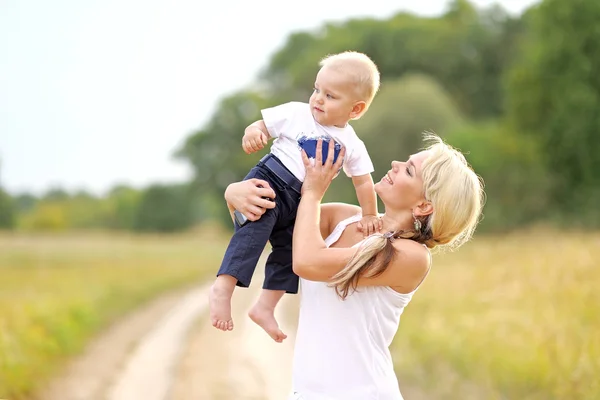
xmin=248 ymin=302 xmax=287 ymax=343
xmin=209 ymin=277 xmax=235 ymax=331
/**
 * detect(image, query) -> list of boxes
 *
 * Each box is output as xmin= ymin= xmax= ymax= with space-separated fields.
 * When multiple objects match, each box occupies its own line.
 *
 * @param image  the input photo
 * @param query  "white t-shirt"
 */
xmin=262 ymin=102 xmax=374 ymax=182
xmin=290 ymin=213 xmax=430 ymax=400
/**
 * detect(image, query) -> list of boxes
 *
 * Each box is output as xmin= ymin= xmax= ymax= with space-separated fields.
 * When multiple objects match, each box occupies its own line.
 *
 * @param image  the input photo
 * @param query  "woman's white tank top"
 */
xmin=290 ymin=214 xmax=430 ymax=400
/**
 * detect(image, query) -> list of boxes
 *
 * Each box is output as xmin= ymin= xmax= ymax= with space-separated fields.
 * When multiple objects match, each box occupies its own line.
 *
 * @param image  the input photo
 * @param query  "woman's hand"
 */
xmin=301 ymin=139 xmax=346 ymax=200
xmin=224 ymin=179 xmax=276 ymax=221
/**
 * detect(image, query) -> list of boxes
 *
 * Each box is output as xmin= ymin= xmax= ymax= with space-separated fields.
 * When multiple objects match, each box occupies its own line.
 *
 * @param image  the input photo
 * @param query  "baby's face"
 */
xmin=309 ymin=66 xmax=363 ymax=128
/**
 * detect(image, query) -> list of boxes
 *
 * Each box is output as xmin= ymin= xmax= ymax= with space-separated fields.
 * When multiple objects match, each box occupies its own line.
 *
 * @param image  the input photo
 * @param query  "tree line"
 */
xmin=2 ymin=0 xmax=599 ymax=232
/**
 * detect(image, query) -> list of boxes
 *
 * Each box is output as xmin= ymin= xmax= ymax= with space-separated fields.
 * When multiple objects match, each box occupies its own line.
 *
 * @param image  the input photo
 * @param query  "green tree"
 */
xmin=133 ymin=184 xmax=194 ymax=233
xmin=105 ymin=185 xmax=142 ymax=230
xmin=0 ymin=188 xmax=15 ymax=229
xmin=63 ymin=192 xmax=108 ymax=229
xmin=176 ymin=1 xmax=533 ymax=229
xmin=42 ymin=188 xmax=70 ymax=202
xmin=262 ymin=1 xmax=523 ymax=119
xmin=506 ymin=0 xmax=600 ymax=225
xmin=20 ymin=202 xmax=68 ymax=231
xmin=446 ymin=122 xmax=551 ymax=230
xmin=14 ymin=193 xmax=37 ymax=213
xmin=0 ymin=162 xmax=15 ymax=229
xmin=175 ymin=91 xmax=272 ymax=225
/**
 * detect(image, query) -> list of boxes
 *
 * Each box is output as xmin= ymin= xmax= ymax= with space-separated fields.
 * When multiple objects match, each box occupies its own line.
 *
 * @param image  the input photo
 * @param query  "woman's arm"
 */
xmin=292 ymin=140 xmax=430 ymax=293
xmin=292 ymin=140 xmax=359 ymax=279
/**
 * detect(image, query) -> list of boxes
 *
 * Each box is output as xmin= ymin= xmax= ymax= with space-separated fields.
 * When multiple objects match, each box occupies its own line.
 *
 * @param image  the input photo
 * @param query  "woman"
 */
xmin=224 ymin=134 xmax=484 ymax=399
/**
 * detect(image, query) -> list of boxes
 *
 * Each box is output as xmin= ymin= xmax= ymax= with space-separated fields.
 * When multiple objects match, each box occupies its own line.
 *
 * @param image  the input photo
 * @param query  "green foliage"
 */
xmin=0 ymin=188 xmax=16 ymax=229
xmin=176 ymin=1 xmax=527 ymax=230
xmin=0 ymin=162 xmax=16 ymax=229
xmin=14 ymin=193 xmax=37 ymax=213
xmin=263 ymin=1 xmax=523 ymax=118
xmin=10 ymin=0 xmax=600 ymax=233
xmin=507 ymin=0 xmax=600 ymax=226
xmin=42 ymin=188 xmax=70 ymax=202
xmin=14 ymin=184 xmax=196 ymax=233
xmin=174 ymin=91 xmax=273 ymax=225
xmin=19 ymin=202 xmax=68 ymax=231
xmin=133 ymin=184 xmax=194 ymax=233
xmin=446 ymin=121 xmax=551 ymax=230
xmin=105 ymin=186 xmax=141 ymax=230
xmin=19 ymin=193 xmax=110 ymax=231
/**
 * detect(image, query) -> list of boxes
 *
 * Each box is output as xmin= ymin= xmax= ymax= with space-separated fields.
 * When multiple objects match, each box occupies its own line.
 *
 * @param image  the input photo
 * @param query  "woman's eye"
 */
xmin=406 ymin=167 xmax=412 ymax=176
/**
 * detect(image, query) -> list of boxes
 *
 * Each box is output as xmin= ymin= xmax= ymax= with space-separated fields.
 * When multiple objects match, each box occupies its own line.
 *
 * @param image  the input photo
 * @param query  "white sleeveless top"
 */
xmin=290 ymin=214 xmax=431 ymax=400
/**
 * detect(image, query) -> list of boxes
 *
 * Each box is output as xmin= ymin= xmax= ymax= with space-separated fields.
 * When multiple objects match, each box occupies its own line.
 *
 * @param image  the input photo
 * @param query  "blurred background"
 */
xmin=1 ymin=0 xmax=599 ymax=399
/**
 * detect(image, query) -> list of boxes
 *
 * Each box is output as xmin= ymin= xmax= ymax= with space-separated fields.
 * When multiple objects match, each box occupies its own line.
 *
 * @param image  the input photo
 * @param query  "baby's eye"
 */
xmin=326 ymin=94 xmax=333 ymax=99
xmin=313 ymin=88 xmax=320 ymax=93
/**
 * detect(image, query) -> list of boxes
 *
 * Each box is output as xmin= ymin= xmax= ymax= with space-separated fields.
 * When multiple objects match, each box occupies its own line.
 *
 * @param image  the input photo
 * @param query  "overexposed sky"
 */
xmin=0 ymin=0 xmax=538 ymax=195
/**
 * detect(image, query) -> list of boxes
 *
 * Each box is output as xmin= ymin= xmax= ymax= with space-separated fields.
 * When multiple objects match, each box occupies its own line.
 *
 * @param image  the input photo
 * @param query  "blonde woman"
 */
xmin=224 ymin=135 xmax=484 ymax=399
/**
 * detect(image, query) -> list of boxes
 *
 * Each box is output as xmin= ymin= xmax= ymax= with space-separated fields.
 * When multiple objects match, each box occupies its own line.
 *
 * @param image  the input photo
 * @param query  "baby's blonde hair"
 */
xmin=319 ymin=51 xmax=380 ymax=109
xmin=329 ymin=133 xmax=485 ymax=299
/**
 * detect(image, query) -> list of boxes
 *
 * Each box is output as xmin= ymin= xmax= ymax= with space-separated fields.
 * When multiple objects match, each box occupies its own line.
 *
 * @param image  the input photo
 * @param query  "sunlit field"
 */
xmin=1 ymin=229 xmax=598 ymax=399
xmin=394 ymin=230 xmax=600 ymax=400
xmin=0 ymin=228 xmax=228 ymax=399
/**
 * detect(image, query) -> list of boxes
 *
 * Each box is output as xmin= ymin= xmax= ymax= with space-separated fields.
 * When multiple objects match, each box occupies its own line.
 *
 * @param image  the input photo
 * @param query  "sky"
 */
xmin=0 ymin=0 xmax=538 ymax=196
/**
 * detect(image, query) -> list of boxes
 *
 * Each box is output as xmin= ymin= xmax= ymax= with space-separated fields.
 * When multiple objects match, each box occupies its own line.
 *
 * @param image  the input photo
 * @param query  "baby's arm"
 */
xmin=242 ymin=120 xmax=272 ymax=154
xmin=352 ymin=174 xmax=381 ymax=237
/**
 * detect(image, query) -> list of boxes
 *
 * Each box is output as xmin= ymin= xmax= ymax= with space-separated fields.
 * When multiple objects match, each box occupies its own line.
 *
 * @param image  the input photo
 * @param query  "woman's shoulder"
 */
xmin=321 ymin=202 xmax=361 ymax=222
xmin=386 ymin=238 xmax=431 ymax=292
xmin=392 ymin=238 xmax=431 ymax=266
xmin=319 ymin=203 xmax=361 ymax=238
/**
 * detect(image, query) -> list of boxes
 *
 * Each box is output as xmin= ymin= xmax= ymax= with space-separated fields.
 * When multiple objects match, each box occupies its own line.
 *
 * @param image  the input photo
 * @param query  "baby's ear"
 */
xmin=350 ymin=101 xmax=367 ymax=119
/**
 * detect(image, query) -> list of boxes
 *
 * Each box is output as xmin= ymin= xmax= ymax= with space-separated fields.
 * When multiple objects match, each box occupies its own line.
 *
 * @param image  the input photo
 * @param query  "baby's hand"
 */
xmin=242 ymin=127 xmax=268 ymax=154
xmin=357 ymin=215 xmax=382 ymax=238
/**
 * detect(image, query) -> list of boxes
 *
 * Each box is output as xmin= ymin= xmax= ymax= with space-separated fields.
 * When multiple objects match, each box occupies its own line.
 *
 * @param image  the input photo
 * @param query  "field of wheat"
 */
xmin=393 ymin=230 xmax=600 ymax=400
xmin=0 ymin=229 xmax=228 ymax=399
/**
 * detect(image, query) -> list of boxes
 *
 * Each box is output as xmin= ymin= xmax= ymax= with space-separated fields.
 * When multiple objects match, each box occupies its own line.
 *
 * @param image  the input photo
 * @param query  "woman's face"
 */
xmin=374 ymin=150 xmax=430 ymax=211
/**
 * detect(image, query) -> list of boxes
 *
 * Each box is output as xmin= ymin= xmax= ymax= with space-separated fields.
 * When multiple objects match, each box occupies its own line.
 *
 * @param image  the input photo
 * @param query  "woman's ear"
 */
xmin=414 ymin=201 xmax=434 ymax=217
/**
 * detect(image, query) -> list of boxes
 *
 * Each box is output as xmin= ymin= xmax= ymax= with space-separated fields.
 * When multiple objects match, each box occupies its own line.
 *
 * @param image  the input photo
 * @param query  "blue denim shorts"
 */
xmin=216 ymin=154 xmax=302 ymax=293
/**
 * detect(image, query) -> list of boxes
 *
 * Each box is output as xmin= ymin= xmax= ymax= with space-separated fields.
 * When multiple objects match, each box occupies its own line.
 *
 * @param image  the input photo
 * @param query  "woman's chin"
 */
xmin=374 ymin=181 xmax=383 ymax=194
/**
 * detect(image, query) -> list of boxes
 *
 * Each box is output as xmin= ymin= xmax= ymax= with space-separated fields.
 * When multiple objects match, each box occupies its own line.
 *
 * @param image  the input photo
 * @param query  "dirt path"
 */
xmin=105 ymin=286 xmax=212 ymax=400
xmin=36 ymin=257 xmax=299 ymax=400
xmin=170 ymin=280 xmax=299 ymax=400
xmin=35 ymin=289 xmax=191 ymax=400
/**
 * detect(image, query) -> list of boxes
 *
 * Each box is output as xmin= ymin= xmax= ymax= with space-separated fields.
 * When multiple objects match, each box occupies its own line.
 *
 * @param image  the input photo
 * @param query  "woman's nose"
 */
xmin=392 ymin=161 xmax=402 ymax=172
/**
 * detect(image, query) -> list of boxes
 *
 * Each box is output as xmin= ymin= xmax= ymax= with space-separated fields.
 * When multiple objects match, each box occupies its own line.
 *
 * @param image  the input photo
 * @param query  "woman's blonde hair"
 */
xmin=329 ymin=133 xmax=485 ymax=299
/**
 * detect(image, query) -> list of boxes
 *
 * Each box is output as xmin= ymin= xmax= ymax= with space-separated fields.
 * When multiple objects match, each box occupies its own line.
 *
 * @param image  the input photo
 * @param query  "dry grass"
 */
xmin=2 ymin=229 xmax=598 ymax=399
xmin=0 ymin=229 xmax=228 ymax=399
xmin=393 ymin=230 xmax=600 ymax=400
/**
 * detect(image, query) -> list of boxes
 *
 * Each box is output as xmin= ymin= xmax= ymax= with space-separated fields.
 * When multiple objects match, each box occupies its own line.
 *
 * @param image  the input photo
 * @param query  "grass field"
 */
xmin=1 ymin=229 xmax=598 ymax=399
xmin=393 ymin=230 xmax=600 ymax=400
xmin=0 ymin=228 xmax=228 ymax=399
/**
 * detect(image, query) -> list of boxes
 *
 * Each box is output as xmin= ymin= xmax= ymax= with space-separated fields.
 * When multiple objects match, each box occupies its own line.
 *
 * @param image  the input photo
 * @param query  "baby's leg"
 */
xmin=210 ymin=201 xmax=278 ymax=332
xmin=209 ymin=274 xmax=237 ymax=331
xmin=250 ymin=222 xmax=298 ymax=342
xmin=249 ymin=289 xmax=287 ymax=342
